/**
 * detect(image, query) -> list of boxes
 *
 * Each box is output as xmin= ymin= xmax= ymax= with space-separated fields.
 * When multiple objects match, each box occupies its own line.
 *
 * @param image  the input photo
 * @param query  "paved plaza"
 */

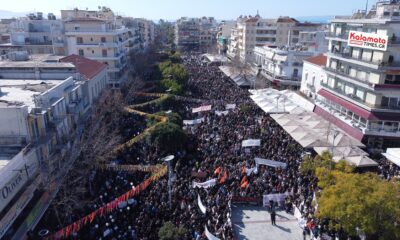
xmin=232 ymin=204 xmax=304 ymax=240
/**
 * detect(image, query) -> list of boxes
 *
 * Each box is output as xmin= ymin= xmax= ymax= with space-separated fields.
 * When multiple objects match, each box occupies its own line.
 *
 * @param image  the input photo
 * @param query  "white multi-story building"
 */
xmin=175 ymin=17 xmax=217 ymax=50
xmin=254 ymin=45 xmax=315 ymax=88
xmin=125 ymin=18 xmax=155 ymax=51
xmin=299 ymin=30 xmax=329 ymax=54
xmin=227 ymin=15 xmax=323 ymax=63
xmin=315 ymin=0 xmax=400 ymax=149
xmin=62 ymin=9 xmax=134 ymax=88
xmin=217 ymin=20 xmax=236 ymax=54
xmin=300 ymin=54 xmax=327 ymax=99
xmin=0 ymin=76 xmax=85 ymax=237
xmin=7 ymin=13 xmax=65 ymax=55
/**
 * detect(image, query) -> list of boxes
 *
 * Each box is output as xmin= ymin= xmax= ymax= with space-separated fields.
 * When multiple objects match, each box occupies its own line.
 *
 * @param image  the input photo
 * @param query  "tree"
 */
xmin=148 ymin=122 xmax=187 ymax=152
xmin=316 ymin=170 xmax=400 ymax=240
xmin=158 ymin=221 xmax=187 ymax=240
xmin=155 ymin=111 xmax=182 ymax=126
xmin=160 ymin=79 xmax=183 ymax=95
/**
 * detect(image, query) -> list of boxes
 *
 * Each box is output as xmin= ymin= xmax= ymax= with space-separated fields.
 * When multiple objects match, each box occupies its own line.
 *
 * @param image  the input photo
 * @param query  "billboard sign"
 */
xmin=348 ymin=31 xmax=388 ymax=51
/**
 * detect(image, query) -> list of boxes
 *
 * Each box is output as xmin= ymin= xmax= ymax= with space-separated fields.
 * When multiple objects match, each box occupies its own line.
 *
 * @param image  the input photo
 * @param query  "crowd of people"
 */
xmin=32 ymin=53 xmax=397 ymax=240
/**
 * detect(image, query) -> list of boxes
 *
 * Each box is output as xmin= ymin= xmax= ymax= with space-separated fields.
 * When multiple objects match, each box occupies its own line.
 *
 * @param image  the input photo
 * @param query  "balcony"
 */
xmin=324 ymin=67 xmax=375 ymax=89
xmin=76 ymin=42 xmax=118 ymax=48
xmin=327 ymin=51 xmax=382 ymax=69
xmin=320 ymin=81 xmax=400 ymax=112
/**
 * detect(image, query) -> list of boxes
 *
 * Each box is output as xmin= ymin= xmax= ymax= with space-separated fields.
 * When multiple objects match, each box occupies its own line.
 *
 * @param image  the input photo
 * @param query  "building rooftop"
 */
xmin=0 ymin=54 xmax=75 ymax=69
xmin=304 ymin=54 xmax=327 ymax=66
xmin=0 ymin=146 xmax=23 ymax=171
xmin=60 ymin=54 xmax=107 ymax=80
xmin=0 ymin=79 xmax=63 ymax=109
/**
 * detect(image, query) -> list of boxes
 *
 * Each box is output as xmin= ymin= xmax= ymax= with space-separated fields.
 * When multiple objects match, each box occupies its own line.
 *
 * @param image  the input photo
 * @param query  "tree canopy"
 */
xmin=158 ymin=221 xmax=187 ymax=240
xmin=148 ymin=122 xmax=187 ymax=152
xmin=315 ymin=156 xmax=400 ymax=240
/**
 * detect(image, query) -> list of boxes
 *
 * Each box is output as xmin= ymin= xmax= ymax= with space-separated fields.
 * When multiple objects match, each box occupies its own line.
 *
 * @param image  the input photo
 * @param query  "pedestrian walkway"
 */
xmin=232 ymin=204 xmax=304 ymax=240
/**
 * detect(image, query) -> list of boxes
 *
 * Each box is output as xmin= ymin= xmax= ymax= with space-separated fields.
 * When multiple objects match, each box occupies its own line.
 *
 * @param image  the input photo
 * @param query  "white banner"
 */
xmin=192 ymin=179 xmax=217 ymax=189
xmin=183 ymin=118 xmax=205 ymax=125
xmin=192 ymin=105 xmax=212 ymax=113
xmin=215 ymin=110 xmax=229 ymax=116
xmin=294 ymin=206 xmax=302 ymax=220
xmin=255 ymin=158 xmax=287 ymax=169
xmin=348 ymin=31 xmax=388 ymax=51
xmin=242 ymin=139 xmax=261 ymax=147
xmin=246 ymin=167 xmax=258 ymax=176
xmin=197 ymin=194 xmax=207 ymax=214
xmin=205 ymin=225 xmax=220 ymax=240
xmin=226 ymin=104 xmax=236 ymax=110
xmin=263 ymin=193 xmax=289 ymax=206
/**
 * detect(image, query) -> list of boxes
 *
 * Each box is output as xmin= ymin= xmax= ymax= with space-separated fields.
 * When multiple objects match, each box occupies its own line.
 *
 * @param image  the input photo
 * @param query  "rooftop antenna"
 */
xmin=365 ymin=0 xmax=369 ymax=13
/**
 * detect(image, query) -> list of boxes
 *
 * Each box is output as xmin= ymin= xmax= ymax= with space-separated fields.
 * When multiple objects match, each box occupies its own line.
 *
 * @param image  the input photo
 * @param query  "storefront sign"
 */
xmin=348 ymin=31 xmax=388 ymax=51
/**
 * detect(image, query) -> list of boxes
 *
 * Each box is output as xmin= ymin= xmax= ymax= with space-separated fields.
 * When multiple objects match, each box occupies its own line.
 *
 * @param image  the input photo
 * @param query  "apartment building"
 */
xmin=0 ymin=52 xmax=108 ymax=111
xmin=217 ymin=21 xmax=236 ymax=54
xmin=62 ymin=9 xmax=134 ymax=88
xmin=254 ymin=45 xmax=314 ymax=88
xmin=299 ymin=30 xmax=329 ymax=54
xmin=175 ymin=17 xmax=217 ymax=50
xmin=227 ymin=15 xmax=323 ymax=63
xmin=314 ymin=0 xmax=400 ymax=149
xmin=7 ymin=12 xmax=65 ymax=55
xmin=0 ymin=77 xmax=84 ymax=237
xmin=0 ymin=19 xmax=14 ymax=45
xmin=300 ymin=54 xmax=328 ymax=98
xmin=123 ymin=18 xmax=155 ymax=51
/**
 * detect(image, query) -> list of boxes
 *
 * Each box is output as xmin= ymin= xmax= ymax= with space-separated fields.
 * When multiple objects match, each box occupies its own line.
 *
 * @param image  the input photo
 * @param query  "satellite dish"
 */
xmin=162 ymin=155 xmax=175 ymax=162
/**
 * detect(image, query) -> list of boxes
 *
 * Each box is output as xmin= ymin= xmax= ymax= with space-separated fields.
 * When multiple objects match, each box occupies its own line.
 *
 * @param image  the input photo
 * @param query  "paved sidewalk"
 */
xmin=232 ymin=204 xmax=304 ymax=240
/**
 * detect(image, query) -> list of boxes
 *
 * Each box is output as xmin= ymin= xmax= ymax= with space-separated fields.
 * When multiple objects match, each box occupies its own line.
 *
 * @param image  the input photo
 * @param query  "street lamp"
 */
xmin=162 ymin=155 xmax=175 ymax=208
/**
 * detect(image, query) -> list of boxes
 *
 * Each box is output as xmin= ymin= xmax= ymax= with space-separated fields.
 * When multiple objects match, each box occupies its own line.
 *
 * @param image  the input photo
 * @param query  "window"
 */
xmin=90 ymin=37 xmax=93 ymax=41
xmin=102 ymin=49 xmax=107 ymax=57
xmin=78 ymin=49 xmax=84 ymax=56
xmin=77 ymin=37 xmax=83 ymax=44
xmin=101 ymin=37 xmax=106 ymax=43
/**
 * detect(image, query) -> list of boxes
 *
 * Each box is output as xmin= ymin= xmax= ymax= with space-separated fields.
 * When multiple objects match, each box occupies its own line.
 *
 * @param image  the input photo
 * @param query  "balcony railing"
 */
xmin=324 ymin=67 xmax=374 ymax=88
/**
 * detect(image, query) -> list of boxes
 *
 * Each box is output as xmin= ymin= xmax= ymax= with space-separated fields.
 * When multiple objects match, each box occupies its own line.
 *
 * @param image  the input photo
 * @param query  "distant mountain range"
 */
xmin=0 ymin=10 xmax=28 ymax=19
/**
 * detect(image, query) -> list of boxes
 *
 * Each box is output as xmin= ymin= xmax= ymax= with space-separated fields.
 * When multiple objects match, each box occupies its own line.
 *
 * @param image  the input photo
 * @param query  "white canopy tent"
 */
xmin=249 ymin=88 xmax=312 ymax=114
xmin=383 ymin=148 xmax=400 ymax=167
xmin=219 ymin=66 xmax=253 ymax=87
xmin=313 ymin=146 xmax=378 ymax=167
xmin=270 ymin=112 xmax=374 ymax=167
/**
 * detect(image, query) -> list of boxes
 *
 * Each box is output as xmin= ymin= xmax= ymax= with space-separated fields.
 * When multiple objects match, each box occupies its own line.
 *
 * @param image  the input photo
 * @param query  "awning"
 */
xmin=382 ymin=148 xmax=400 ymax=167
xmin=318 ymin=89 xmax=400 ymax=121
xmin=318 ymin=89 xmax=374 ymax=120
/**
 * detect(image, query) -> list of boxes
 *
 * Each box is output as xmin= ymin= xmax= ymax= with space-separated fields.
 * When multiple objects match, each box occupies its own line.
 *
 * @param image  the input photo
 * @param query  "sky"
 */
xmin=1 ymin=0 xmax=370 ymax=20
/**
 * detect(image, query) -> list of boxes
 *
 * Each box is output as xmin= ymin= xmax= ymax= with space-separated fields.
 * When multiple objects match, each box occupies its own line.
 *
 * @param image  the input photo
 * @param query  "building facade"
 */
xmin=175 ymin=17 xmax=217 ymax=50
xmin=63 ymin=14 xmax=133 ymax=87
xmin=300 ymin=54 xmax=327 ymax=99
xmin=227 ymin=15 xmax=323 ymax=63
xmin=0 ymin=77 xmax=85 ymax=237
xmin=254 ymin=45 xmax=315 ymax=88
xmin=8 ymin=13 xmax=65 ymax=55
xmin=315 ymin=0 xmax=400 ymax=149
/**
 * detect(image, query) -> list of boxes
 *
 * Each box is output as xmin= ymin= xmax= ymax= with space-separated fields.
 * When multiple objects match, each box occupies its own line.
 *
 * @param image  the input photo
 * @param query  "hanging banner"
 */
xmin=197 ymin=194 xmax=207 ymax=214
xmin=246 ymin=167 xmax=258 ymax=176
xmin=215 ymin=110 xmax=229 ymax=116
xmin=192 ymin=105 xmax=212 ymax=113
xmin=205 ymin=225 xmax=220 ymax=240
xmin=192 ymin=179 xmax=217 ymax=189
xmin=96 ymin=164 xmax=163 ymax=173
xmin=242 ymin=139 xmax=261 ymax=147
xmin=226 ymin=104 xmax=236 ymax=110
xmin=183 ymin=118 xmax=205 ymax=125
xmin=255 ymin=158 xmax=287 ymax=169
xmin=262 ymin=193 xmax=289 ymax=207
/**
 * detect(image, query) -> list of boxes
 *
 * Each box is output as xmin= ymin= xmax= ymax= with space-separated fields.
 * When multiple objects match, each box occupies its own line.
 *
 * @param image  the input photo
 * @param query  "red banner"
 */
xmin=47 ymin=166 xmax=167 ymax=239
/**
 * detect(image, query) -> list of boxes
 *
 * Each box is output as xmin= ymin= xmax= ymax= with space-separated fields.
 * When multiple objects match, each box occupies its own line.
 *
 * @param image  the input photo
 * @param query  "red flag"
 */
xmin=214 ymin=167 xmax=221 ymax=175
xmin=219 ymin=170 xmax=228 ymax=184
